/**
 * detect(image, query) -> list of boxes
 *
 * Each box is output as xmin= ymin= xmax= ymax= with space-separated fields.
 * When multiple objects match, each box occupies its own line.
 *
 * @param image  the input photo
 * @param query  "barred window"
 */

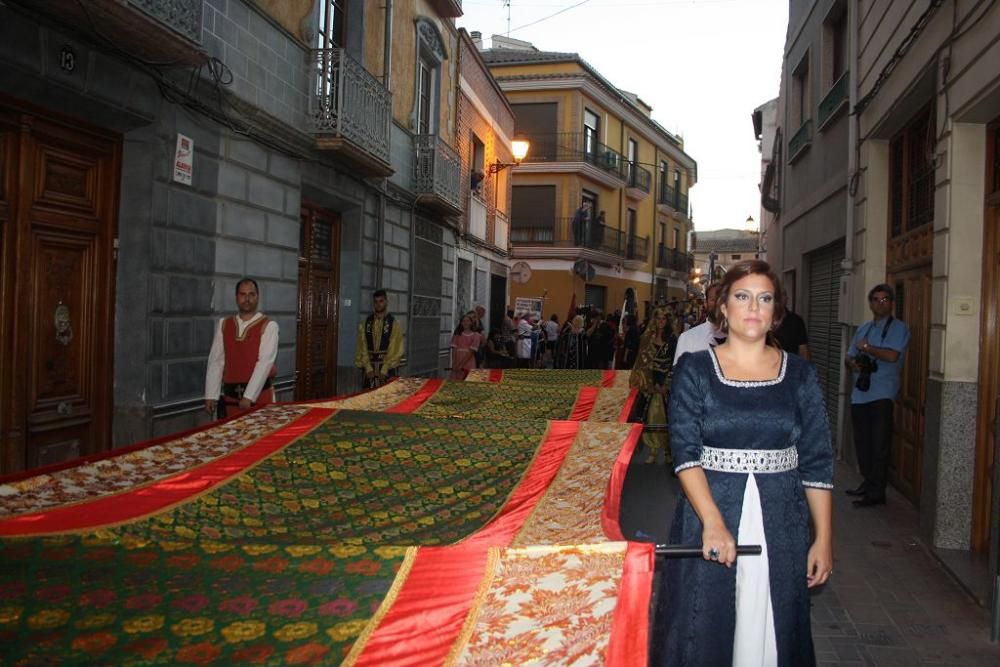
xmin=890 ymin=106 xmax=935 ymax=237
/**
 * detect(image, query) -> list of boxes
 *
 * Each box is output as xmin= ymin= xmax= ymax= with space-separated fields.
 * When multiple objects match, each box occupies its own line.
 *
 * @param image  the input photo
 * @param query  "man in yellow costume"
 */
xmin=355 ymin=289 xmax=404 ymax=388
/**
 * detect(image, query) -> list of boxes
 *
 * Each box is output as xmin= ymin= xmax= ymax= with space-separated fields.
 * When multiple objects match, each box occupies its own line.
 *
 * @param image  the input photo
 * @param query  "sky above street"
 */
xmin=456 ymin=0 xmax=789 ymax=232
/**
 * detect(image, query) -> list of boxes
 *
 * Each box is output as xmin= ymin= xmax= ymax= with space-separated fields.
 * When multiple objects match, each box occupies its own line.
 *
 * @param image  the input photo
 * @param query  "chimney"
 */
xmin=470 ymin=31 xmax=483 ymax=50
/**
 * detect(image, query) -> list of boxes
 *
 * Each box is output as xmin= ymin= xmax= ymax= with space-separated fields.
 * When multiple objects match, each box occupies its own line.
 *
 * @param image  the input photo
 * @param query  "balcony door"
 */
xmin=584 ymin=109 xmax=600 ymax=162
xmin=0 ymin=100 xmax=120 ymax=473
xmin=296 ymin=204 xmax=341 ymax=400
xmin=317 ymin=1 xmax=345 ymax=48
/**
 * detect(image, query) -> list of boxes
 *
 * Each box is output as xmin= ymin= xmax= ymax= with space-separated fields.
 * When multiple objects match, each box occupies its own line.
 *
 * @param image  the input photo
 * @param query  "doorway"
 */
xmin=0 ymin=99 xmax=121 ymax=473
xmin=295 ymin=204 xmax=341 ymax=400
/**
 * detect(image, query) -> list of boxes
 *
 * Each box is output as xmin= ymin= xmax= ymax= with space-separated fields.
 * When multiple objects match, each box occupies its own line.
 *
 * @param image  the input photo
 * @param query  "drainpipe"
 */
xmin=835 ymin=0 xmax=860 ymax=459
xmin=383 ymin=0 xmax=393 ymax=90
xmin=375 ymin=0 xmax=393 ymax=290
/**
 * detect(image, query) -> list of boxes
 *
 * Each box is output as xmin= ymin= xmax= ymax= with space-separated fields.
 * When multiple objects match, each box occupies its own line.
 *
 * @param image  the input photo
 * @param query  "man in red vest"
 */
xmin=204 ymin=278 xmax=279 ymax=418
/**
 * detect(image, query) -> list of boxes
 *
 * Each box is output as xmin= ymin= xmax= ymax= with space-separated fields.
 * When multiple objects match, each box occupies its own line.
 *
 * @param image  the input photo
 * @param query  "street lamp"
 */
xmin=489 ymin=138 xmax=530 ymax=174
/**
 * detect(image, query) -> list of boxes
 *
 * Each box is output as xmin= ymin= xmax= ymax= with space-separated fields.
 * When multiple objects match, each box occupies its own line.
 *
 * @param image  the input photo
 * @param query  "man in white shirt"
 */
xmin=516 ymin=314 xmax=534 ymax=367
xmin=673 ymin=283 xmax=723 ymax=365
xmin=204 ymin=278 xmax=279 ymax=417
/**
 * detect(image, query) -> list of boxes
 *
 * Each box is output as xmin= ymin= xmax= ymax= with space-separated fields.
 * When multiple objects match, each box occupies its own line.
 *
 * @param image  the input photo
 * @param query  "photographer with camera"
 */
xmin=844 ymin=284 xmax=911 ymax=507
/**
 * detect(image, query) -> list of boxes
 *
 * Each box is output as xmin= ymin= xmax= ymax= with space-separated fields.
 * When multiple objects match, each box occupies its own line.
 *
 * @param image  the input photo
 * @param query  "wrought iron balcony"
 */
xmin=510 ymin=218 xmax=632 ymax=258
xmin=658 ymin=181 xmax=689 ymax=216
xmin=788 ymin=120 xmax=812 ymax=161
xmin=414 ymin=135 xmax=463 ymax=215
xmin=516 ymin=132 xmax=627 ymax=182
xmin=625 ymin=234 xmax=649 ymax=262
xmin=818 ymin=72 xmax=849 ymax=128
xmin=309 ymin=48 xmax=392 ymax=175
xmin=129 ymin=0 xmax=202 ymax=43
xmin=626 ymin=163 xmax=652 ymax=194
xmin=656 ymin=245 xmax=693 ymax=273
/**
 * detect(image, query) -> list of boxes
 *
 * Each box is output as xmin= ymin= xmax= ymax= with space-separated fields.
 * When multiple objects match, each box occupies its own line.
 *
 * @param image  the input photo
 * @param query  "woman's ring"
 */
xmin=709 ymin=548 xmax=719 ymax=561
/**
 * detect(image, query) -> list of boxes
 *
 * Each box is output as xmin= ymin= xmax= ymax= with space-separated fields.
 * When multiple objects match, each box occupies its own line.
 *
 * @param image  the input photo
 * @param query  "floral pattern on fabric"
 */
xmin=305 ymin=378 xmax=430 ymax=411
xmin=0 ymin=535 xmax=406 ymax=666
xmin=0 ymin=405 xmax=312 ymax=517
xmin=512 ymin=423 xmax=633 ymax=546
xmin=465 ymin=369 xmax=631 ymax=388
xmin=587 ymin=388 xmax=632 ymax=422
xmin=107 ymin=410 xmax=548 ymax=546
xmin=413 ymin=382 xmax=594 ymax=421
xmin=452 ymin=543 xmax=627 ymax=666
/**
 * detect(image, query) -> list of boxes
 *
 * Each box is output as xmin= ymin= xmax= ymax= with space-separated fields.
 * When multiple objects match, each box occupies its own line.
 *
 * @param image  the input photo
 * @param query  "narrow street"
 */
xmin=620 ymin=456 xmax=1000 ymax=665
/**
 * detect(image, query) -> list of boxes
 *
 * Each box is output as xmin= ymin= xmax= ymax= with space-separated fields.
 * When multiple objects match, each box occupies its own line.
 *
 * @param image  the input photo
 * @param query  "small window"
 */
xmin=792 ymin=55 xmax=810 ymax=129
xmin=584 ymin=109 xmax=600 ymax=158
xmin=731 ymin=254 xmax=742 ymax=260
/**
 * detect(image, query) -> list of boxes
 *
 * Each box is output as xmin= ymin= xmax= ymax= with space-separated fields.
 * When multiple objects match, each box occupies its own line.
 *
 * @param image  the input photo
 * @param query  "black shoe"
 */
xmin=845 ymin=485 xmax=867 ymax=497
xmin=852 ymin=496 xmax=886 ymax=508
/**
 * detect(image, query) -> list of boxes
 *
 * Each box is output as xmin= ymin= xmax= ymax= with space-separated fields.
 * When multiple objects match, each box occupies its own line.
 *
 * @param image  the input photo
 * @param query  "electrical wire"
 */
xmin=507 ymin=0 xmax=594 ymax=34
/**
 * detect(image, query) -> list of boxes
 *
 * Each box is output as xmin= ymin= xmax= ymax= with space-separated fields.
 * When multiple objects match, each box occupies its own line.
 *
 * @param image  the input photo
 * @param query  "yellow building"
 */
xmin=480 ymin=35 xmax=697 ymax=321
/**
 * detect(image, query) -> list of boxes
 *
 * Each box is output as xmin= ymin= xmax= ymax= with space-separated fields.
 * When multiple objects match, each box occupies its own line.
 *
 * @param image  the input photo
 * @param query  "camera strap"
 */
xmin=862 ymin=315 xmax=894 ymax=345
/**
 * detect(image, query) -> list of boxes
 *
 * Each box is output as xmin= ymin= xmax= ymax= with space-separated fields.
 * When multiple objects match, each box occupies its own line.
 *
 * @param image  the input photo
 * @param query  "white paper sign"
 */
xmin=173 ymin=133 xmax=193 ymax=185
xmin=514 ymin=297 xmax=543 ymax=320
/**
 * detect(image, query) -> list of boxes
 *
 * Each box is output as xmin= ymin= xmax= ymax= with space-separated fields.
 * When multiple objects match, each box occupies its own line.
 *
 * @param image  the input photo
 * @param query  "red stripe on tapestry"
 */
xmin=605 ymin=541 xmax=655 ymax=666
xmin=568 ymin=386 xmax=599 ymax=421
xmin=602 ymin=369 xmax=617 ymax=387
xmin=601 ymin=422 xmax=643 ymax=541
xmin=350 ymin=420 xmax=580 ymax=664
xmin=0 ymin=408 xmax=336 ymax=536
xmin=618 ymin=387 xmax=639 ymax=423
xmin=488 ymin=368 xmax=503 ymax=382
xmin=385 ymin=378 xmax=445 ymax=414
xmin=349 ymin=544 xmax=490 ymax=667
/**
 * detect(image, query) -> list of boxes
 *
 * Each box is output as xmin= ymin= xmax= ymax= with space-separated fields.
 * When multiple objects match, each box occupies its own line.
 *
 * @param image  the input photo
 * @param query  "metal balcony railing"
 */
xmin=309 ymin=48 xmax=391 ymax=165
xmin=511 ymin=217 xmax=636 ymax=257
xmin=414 ymin=134 xmax=462 ymax=212
xmin=468 ymin=193 xmax=487 ymax=240
xmin=518 ymin=132 xmax=627 ymax=181
xmin=658 ymin=181 xmax=689 ymax=214
xmin=129 ymin=0 xmax=202 ymax=43
xmin=788 ymin=120 xmax=812 ymax=159
xmin=626 ymin=163 xmax=652 ymax=192
xmin=656 ymin=245 xmax=693 ymax=272
xmin=818 ymin=72 xmax=849 ymax=128
xmin=626 ymin=234 xmax=649 ymax=261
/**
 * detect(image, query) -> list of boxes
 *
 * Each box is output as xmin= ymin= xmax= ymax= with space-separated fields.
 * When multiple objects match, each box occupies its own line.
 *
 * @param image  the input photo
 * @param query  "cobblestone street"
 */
xmin=620 ymin=458 xmax=1000 ymax=665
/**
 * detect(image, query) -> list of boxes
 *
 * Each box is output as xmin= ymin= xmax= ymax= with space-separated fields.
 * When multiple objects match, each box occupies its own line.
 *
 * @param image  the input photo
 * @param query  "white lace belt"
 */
xmin=700 ymin=446 xmax=797 ymax=473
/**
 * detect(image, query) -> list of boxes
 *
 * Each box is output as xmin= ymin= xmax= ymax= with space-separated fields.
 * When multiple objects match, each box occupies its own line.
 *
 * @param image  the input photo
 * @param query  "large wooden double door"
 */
xmin=0 ymin=100 xmax=120 ymax=473
xmin=295 ymin=204 xmax=340 ymax=400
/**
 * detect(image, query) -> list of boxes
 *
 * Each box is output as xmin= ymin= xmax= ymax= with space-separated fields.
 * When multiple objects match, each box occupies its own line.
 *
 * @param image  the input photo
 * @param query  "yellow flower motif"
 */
xmin=371 ymin=479 xmax=389 ymax=488
xmin=308 ymin=462 xmax=327 ymax=473
xmin=454 ymin=458 xmax=472 ymax=466
xmin=243 ymin=517 xmax=263 ymax=527
xmin=81 ymin=531 xmax=117 ymax=546
xmin=243 ymin=544 xmax=279 ymax=556
xmin=302 ymin=498 xmax=320 ymax=509
xmin=370 ymin=510 xmax=389 ymax=520
xmin=285 ymin=545 xmax=322 ymax=557
xmin=158 ymin=516 xmax=175 ymax=525
xmin=417 ymin=516 xmax=435 ymax=526
xmin=258 ymin=484 xmax=276 ymax=493
xmin=328 ymin=470 xmax=347 ymax=480
xmin=326 ymin=619 xmax=369 ymax=642
xmin=75 ymin=613 xmax=116 ymax=629
xmin=159 ymin=541 xmax=192 ymax=552
xmin=171 ymin=617 xmax=215 ymax=637
xmin=123 ymin=615 xmax=165 ymax=634
xmin=374 ymin=546 xmax=408 ymax=559
xmin=438 ymin=486 xmax=454 ymax=495
xmin=329 ymin=545 xmax=366 ymax=558
xmin=346 ymin=508 xmax=365 ymax=516
xmin=221 ymin=620 xmax=266 ymax=643
xmin=220 ymin=506 xmax=240 ymax=518
xmin=0 ymin=606 xmax=23 ymax=625
xmin=27 ymin=609 xmax=70 ymax=629
xmin=274 ymin=622 xmax=317 ymax=642
xmin=201 ymin=541 xmax=234 ymax=554
xmin=396 ymin=482 xmax=412 ymax=491
xmin=414 ymin=454 xmax=432 ymax=463
xmin=174 ymin=526 xmax=197 ymax=540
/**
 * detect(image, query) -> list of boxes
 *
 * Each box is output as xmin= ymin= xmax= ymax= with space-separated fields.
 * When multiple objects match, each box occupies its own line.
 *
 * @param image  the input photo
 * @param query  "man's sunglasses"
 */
xmin=869 ymin=296 xmax=891 ymax=304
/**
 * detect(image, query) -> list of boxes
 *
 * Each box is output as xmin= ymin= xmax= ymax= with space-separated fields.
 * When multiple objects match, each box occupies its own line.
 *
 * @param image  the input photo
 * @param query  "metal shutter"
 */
xmin=584 ymin=284 xmax=607 ymax=312
xmin=806 ymin=241 xmax=845 ymax=424
xmin=410 ymin=219 xmax=444 ymax=377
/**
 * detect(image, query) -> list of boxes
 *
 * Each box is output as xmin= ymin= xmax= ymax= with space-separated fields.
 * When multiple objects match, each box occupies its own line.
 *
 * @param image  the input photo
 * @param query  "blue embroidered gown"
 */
xmin=653 ymin=349 xmax=833 ymax=666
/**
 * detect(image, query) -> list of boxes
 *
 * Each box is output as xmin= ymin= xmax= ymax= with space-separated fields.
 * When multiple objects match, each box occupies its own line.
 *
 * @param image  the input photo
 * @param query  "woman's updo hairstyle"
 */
xmin=714 ymin=259 xmax=786 ymax=338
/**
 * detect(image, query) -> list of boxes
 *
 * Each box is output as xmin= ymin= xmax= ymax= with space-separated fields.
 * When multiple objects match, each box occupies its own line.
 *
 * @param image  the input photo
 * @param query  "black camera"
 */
xmin=855 ymin=354 xmax=878 ymax=391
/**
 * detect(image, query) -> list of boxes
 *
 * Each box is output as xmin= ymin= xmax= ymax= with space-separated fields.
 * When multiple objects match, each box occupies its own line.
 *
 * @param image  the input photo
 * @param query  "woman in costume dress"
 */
xmin=556 ymin=315 xmax=586 ymax=370
xmin=449 ymin=313 xmax=482 ymax=380
xmin=628 ymin=307 xmax=677 ymax=464
xmin=654 ymin=260 xmax=833 ymax=666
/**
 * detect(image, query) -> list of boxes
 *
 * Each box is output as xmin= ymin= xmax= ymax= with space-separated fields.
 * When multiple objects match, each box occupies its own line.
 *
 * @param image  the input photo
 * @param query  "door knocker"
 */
xmin=54 ymin=303 xmax=74 ymax=346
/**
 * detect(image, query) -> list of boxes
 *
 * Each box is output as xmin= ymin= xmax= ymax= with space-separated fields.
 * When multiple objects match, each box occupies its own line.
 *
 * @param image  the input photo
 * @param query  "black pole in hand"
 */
xmin=654 ymin=544 xmax=763 ymax=557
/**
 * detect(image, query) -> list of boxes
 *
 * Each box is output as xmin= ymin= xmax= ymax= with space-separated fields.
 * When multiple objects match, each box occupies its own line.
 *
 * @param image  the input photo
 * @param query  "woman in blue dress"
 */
xmin=653 ymin=260 xmax=834 ymax=666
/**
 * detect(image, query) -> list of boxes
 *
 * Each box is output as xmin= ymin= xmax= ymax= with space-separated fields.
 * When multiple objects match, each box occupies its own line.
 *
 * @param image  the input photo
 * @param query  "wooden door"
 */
xmin=972 ymin=119 xmax=1000 ymax=552
xmin=887 ymin=264 xmax=932 ymax=504
xmin=295 ymin=204 xmax=340 ymax=400
xmin=0 ymin=100 xmax=120 ymax=473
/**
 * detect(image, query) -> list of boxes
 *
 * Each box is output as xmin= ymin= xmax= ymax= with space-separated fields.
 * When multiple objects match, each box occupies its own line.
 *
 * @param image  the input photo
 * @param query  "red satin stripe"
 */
xmin=352 ymin=421 xmax=581 ymax=664
xmin=601 ymin=423 xmax=643 ymax=541
xmin=605 ymin=542 xmax=655 ymax=666
xmin=488 ymin=368 xmax=503 ymax=382
xmin=569 ymin=386 xmax=599 ymax=421
xmin=386 ymin=378 xmax=444 ymax=414
xmin=351 ymin=544 xmax=490 ymax=667
xmin=465 ymin=420 xmax=580 ymax=547
xmin=618 ymin=387 xmax=639 ymax=423
xmin=0 ymin=408 xmax=335 ymax=536
xmin=602 ymin=369 xmax=616 ymax=387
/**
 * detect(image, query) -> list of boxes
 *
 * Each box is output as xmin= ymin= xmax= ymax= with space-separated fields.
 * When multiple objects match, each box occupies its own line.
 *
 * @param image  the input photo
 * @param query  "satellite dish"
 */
xmin=572 ymin=260 xmax=595 ymax=282
xmin=511 ymin=261 xmax=532 ymax=283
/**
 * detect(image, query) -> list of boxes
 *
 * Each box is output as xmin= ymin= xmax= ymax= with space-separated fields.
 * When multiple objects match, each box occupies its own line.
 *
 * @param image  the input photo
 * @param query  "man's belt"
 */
xmin=222 ymin=378 xmax=272 ymax=399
